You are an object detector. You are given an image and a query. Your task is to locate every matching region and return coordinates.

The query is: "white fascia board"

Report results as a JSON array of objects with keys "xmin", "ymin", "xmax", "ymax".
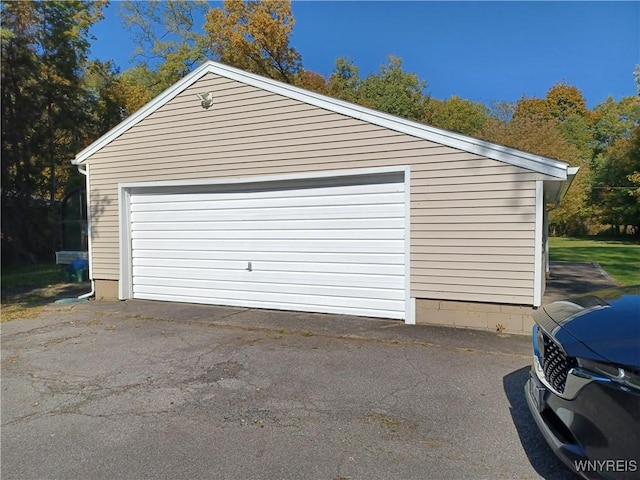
[
  {"xmin": 73, "ymin": 60, "xmax": 570, "ymax": 179},
  {"xmin": 403, "ymin": 166, "xmax": 414, "ymax": 325},
  {"xmin": 118, "ymin": 185, "xmax": 133, "ymax": 300}
]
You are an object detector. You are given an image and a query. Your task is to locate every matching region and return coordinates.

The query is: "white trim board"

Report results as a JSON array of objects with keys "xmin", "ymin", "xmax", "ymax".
[
  {"xmin": 74, "ymin": 61, "xmax": 571, "ymax": 180},
  {"xmin": 533, "ymin": 180, "xmax": 544, "ymax": 308}
]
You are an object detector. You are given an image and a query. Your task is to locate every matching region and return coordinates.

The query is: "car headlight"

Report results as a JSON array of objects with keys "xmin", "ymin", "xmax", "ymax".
[{"xmin": 577, "ymin": 358, "xmax": 640, "ymax": 391}]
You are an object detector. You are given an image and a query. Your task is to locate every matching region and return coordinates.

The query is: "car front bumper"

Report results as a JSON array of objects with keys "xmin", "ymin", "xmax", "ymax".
[
  {"xmin": 525, "ymin": 367, "xmax": 640, "ymax": 480},
  {"xmin": 525, "ymin": 370, "xmax": 595, "ymax": 479}
]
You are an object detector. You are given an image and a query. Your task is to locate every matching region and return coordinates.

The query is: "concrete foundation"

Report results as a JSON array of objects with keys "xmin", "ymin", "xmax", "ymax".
[
  {"xmin": 415, "ymin": 299, "xmax": 535, "ymax": 335},
  {"xmin": 95, "ymin": 279, "xmax": 119, "ymax": 300}
]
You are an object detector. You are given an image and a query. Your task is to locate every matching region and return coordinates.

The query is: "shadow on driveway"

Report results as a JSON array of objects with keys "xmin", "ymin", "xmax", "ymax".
[
  {"xmin": 503, "ymin": 367, "xmax": 579, "ymax": 480},
  {"xmin": 544, "ymin": 262, "xmax": 619, "ymax": 304}
]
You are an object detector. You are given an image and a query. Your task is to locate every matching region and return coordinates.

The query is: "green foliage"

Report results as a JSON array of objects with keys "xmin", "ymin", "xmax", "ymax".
[
  {"xmin": 328, "ymin": 57, "xmax": 361, "ymax": 103},
  {"xmin": 589, "ymin": 96, "xmax": 640, "ymax": 156},
  {"xmin": 1, "ymin": 0, "xmax": 106, "ymax": 266},
  {"xmin": 82, "ymin": 60, "xmax": 126, "ymax": 135},
  {"xmin": 355, "ymin": 56, "xmax": 427, "ymax": 121},
  {"xmin": 590, "ymin": 128, "xmax": 640, "ymax": 233},
  {"xmin": 425, "ymin": 95, "xmax": 488, "ymax": 135},
  {"xmin": 116, "ymin": 64, "xmax": 165, "ymax": 113},
  {"xmin": 327, "ymin": 55, "xmax": 427, "ymax": 121},
  {"xmin": 549, "ymin": 236, "xmax": 640, "ymax": 286},
  {"xmin": 587, "ymin": 96, "xmax": 640, "ymax": 234}
]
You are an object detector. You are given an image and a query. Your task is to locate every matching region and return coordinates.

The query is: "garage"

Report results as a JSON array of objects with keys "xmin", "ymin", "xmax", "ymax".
[
  {"xmin": 120, "ymin": 170, "xmax": 409, "ymax": 320},
  {"xmin": 75, "ymin": 60, "xmax": 577, "ymax": 333}
]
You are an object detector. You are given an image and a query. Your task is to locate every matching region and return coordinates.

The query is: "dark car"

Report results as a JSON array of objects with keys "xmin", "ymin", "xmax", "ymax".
[{"xmin": 525, "ymin": 286, "xmax": 640, "ymax": 480}]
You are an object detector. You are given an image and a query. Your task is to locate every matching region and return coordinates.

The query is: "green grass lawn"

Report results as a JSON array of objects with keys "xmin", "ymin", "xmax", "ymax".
[
  {"xmin": 1, "ymin": 263, "xmax": 87, "ymax": 322},
  {"xmin": 2, "ymin": 263, "xmax": 61, "ymax": 289},
  {"xmin": 549, "ymin": 236, "xmax": 640, "ymax": 286}
]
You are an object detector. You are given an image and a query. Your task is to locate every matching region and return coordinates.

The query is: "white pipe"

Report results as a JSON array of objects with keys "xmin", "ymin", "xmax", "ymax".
[
  {"xmin": 77, "ymin": 165, "xmax": 95, "ymax": 300},
  {"xmin": 78, "ymin": 280, "xmax": 95, "ymax": 299}
]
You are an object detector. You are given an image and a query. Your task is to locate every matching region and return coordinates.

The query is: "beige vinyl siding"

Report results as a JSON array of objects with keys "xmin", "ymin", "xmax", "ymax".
[{"xmin": 87, "ymin": 72, "xmax": 546, "ymax": 305}]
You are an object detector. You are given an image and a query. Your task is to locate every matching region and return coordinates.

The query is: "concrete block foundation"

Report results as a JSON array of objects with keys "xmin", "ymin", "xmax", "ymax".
[{"xmin": 415, "ymin": 299, "xmax": 535, "ymax": 335}]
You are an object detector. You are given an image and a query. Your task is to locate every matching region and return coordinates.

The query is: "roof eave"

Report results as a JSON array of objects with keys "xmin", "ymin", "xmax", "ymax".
[{"xmin": 544, "ymin": 166, "xmax": 580, "ymax": 206}]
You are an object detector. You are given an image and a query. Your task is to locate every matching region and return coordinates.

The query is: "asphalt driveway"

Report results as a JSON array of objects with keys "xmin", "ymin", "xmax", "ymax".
[{"xmin": 2, "ymin": 300, "xmax": 577, "ymax": 480}]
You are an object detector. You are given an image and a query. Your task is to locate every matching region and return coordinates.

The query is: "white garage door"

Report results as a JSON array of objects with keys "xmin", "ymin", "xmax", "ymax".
[{"xmin": 128, "ymin": 173, "xmax": 407, "ymax": 319}]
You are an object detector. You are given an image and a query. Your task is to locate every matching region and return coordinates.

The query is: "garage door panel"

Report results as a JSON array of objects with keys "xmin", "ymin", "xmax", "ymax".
[
  {"xmin": 131, "ymin": 204, "xmax": 404, "ymax": 223},
  {"xmin": 133, "ymin": 275, "xmax": 405, "ymax": 300},
  {"xmin": 133, "ymin": 286, "xmax": 404, "ymax": 318},
  {"xmin": 131, "ymin": 217, "xmax": 406, "ymax": 232},
  {"xmin": 131, "ymin": 238, "xmax": 405, "ymax": 254},
  {"xmin": 133, "ymin": 249, "xmax": 404, "ymax": 266},
  {"xmin": 132, "ymin": 267, "xmax": 405, "ymax": 291},
  {"xmin": 133, "ymin": 257, "xmax": 406, "ymax": 276},
  {"xmin": 128, "ymin": 174, "xmax": 406, "ymax": 319},
  {"xmin": 131, "ymin": 228, "xmax": 404, "ymax": 241}
]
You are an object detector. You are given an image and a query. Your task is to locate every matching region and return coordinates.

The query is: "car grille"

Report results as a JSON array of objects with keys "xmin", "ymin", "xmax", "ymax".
[{"xmin": 541, "ymin": 333, "xmax": 574, "ymax": 394}]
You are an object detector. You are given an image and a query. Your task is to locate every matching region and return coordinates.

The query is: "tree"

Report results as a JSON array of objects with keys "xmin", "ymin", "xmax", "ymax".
[
  {"xmin": 82, "ymin": 60, "xmax": 127, "ymax": 137},
  {"xmin": 327, "ymin": 57, "xmax": 361, "ymax": 103},
  {"xmin": 356, "ymin": 55, "xmax": 427, "ymax": 121},
  {"xmin": 115, "ymin": 64, "xmax": 165, "ymax": 114},
  {"xmin": 545, "ymin": 82, "xmax": 588, "ymax": 121},
  {"xmin": 425, "ymin": 95, "xmax": 488, "ymax": 136},
  {"xmin": 590, "ymin": 126, "xmax": 640, "ymax": 235},
  {"xmin": 513, "ymin": 83, "xmax": 588, "ymax": 123},
  {"xmin": 326, "ymin": 55, "xmax": 429, "ymax": 121},
  {"xmin": 513, "ymin": 97, "xmax": 551, "ymax": 122},
  {"xmin": 587, "ymin": 96, "xmax": 640, "ymax": 233},
  {"xmin": 118, "ymin": 0, "xmax": 211, "ymax": 114},
  {"xmin": 590, "ymin": 96, "xmax": 640, "ymax": 157},
  {"xmin": 1, "ymin": 0, "xmax": 105, "ymax": 265},
  {"xmin": 295, "ymin": 69, "xmax": 328, "ymax": 95},
  {"xmin": 513, "ymin": 83, "xmax": 591, "ymax": 154},
  {"xmin": 204, "ymin": 0, "xmax": 302, "ymax": 83}
]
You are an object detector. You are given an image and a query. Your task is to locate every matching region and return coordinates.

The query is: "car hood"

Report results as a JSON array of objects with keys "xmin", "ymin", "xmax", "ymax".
[{"xmin": 535, "ymin": 286, "xmax": 640, "ymax": 368}]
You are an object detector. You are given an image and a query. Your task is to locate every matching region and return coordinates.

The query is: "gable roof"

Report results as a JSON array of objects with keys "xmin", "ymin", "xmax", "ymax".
[{"xmin": 73, "ymin": 61, "xmax": 571, "ymax": 179}]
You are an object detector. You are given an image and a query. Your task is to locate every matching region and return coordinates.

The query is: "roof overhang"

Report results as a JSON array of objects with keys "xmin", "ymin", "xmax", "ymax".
[
  {"xmin": 544, "ymin": 166, "xmax": 579, "ymax": 206},
  {"xmin": 72, "ymin": 61, "xmax": 573, "ymax": 180}
]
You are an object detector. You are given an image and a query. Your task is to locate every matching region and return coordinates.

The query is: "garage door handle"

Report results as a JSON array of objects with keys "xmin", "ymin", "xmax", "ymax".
[{"xmin": 246, "ymin": 262, "xmax": 252, "ymax": 272}]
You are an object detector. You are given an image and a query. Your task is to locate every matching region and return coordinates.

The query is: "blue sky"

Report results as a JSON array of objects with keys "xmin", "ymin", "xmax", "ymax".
[{"xmin": 89, "ymin": 1, "xmax": 639, "ymax": 109}]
